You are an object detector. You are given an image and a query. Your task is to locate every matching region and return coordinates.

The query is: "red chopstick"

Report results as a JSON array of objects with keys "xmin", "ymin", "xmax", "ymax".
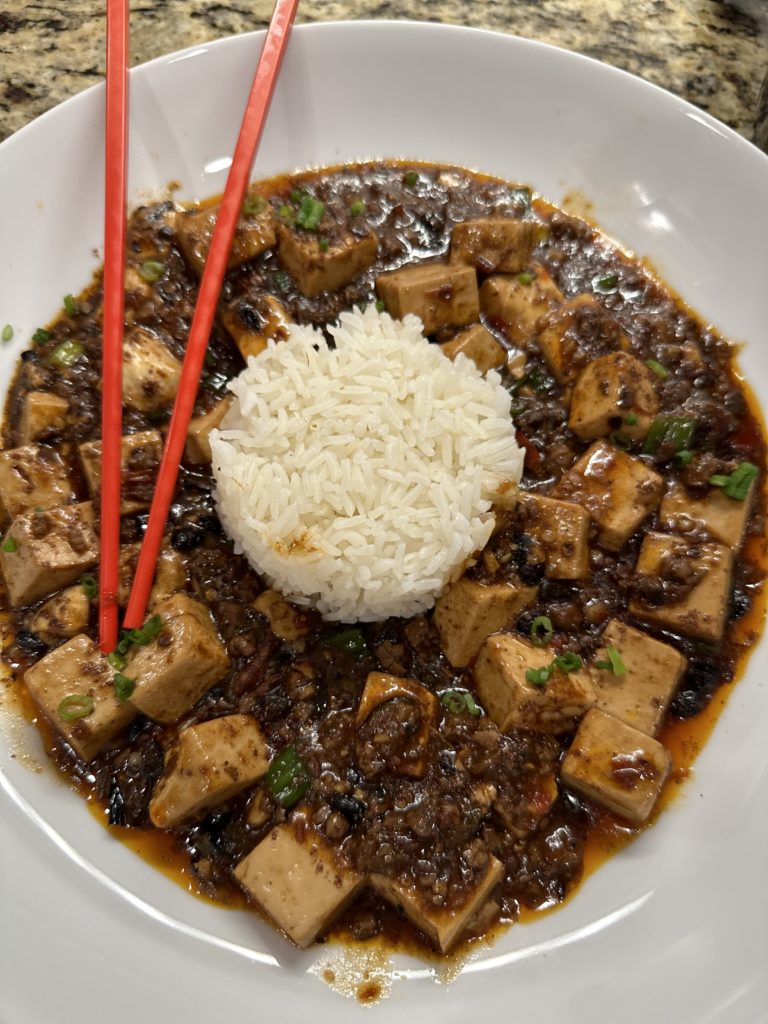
[
  {"xmin": 123, "ymin": 0, "xmax": 299, "ymax": 629},
  {"xmin": 99, "ymin": 0, "xmax": 129, "ymax": 652}
]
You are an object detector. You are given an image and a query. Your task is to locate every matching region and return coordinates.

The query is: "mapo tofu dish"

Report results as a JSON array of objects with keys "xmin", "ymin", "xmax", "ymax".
[{"xmin": 1, "ymin": 161, "xmax": 765, "ymax": 954}]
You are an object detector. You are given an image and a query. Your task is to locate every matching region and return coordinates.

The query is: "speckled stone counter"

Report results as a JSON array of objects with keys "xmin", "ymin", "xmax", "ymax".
[{"xmin": 1, "ymin": 0, "xmax": 766, "ymax": 145}]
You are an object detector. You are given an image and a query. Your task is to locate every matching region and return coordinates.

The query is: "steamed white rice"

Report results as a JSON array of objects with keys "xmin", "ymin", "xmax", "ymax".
[{"xmin": 210, "ymin": 306, "xmax": 523, "ymax": 622}]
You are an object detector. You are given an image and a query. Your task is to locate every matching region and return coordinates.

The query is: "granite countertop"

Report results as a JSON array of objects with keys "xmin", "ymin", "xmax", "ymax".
[{"xmin": 1, "ymin": 0, "xmax": 766, "ymax": 146}]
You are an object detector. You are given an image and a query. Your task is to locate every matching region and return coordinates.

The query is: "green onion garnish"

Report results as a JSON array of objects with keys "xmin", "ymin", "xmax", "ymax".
[
  {"xmin": 290, "ymin": 189, "xmax": 308, "ymax": 204},
  {"xmin": 595, "ymin": 644, "xmax": 627, "ymax": 676},
  {"xmin": 48, "ymin": 340, "xmax": 85, "ymax": 368},
  {"xmin": 318, "ymin": 238, "xmax": 330, "ymax": 252},
  {"xmin": 530, "ymin": 615, "xmax": 553, "ymax": 647},
  {"xmin": 81, "ymin": 574, "xmax": 97, "ymax": 600},
  {"xmin": 138, "ymin": 260, "xmax": 166, "ymax": 283},
  {"xmin": 116, "ymin": 614, "xmax": 164, "ymax": 655},
  {"xmin": 675, "ymin": 449, "xmax": 694, "ymax": 467},
  {"xmin": 295, "ymin": 196, "xmax": 325, "ymax": 231},
  {"xmin": 63, "ymin": 294, "xmax": 77, "ymax": 317},
  {"xmin": 440, "ymin": 689, "xmax": 483, "ymax": 716},
  {"xmin": 107, "ymin": 651, "xmax": 127, "ymax": 671},
  {"xmin": 113, "ymin": 674, "xmax": 136, "ymax": 701},
  {"xmin": 553, "ymin": 651, "xmax": 583, "ymax": 673},
  {"xmin": 242, "ymin": 194, "xmax": 266, "ymax": 217},
  {"xmin": 320, "ymin": 627, "xmax": 369, "ymax": 658},
  {"xmin": 709, "ymin": 461, "xmax": 759, "ymax": 501},
  {"xmin": 375, "ymin": 299, "xmax": 386, "ymax": 313},
  {"xmin": 2, "ymin": 324, "xmax": 13, "ymax": 342},
  {"xmin": 645, "ymin": 358, "xmax": 669, "ymax": 379},
  {"xmin": 270, "ymin": 270, "xmax": 292, "ymax": 295},
  {"xmin": 526, "ymin": 666, "xmax": 551, "ymax": 687},
  {"xmin": 593, "ymin": 273, "xmax": 619, "ymax": 293},
  {"xmin": 517, "ymin": 271, "xmax": 536, "ymax": 285},
  {"xmin": 642, "ymin": 416, "xmax": 696, "ymax": 455},
  {"xmin": 624, "ymin": 412, "xmax": 638, "ymax": 426},
  {"xmin": 404, "ymin": 170, "xmax": 419, "ymax": 187},
  {"xmin": 57, "ymin": 694, "xmax": 95, "ymax": 722},
  {"xmin": 277, "ymin": 203, "xmax": 294, "ymax": 220},
  {"xmin": 32, "ymin": 328, "xmax": 51, "ymax": 344},
  {"xmin": 2, "ymin": 536, "xmax": 17, "ymax": 553},
  {"xmin": 349, "ymin": 199, "xmax": 365, "ymax": 217},
  {"xmin": 266, "ymin": 746, "xmax": 311, "ymax": 808}
]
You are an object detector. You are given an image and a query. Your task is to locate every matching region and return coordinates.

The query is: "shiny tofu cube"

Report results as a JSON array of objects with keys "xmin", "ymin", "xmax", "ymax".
[
  {"xmin": 24, "ymin": 634, "xmax": 137, "ymax": 761},
  {"xmin": 516, "ymin": 493, "xmax": 590, "ymax": 579},
  {"xmin": 28, "ymin": 585, "xmax": 91, "ymax": 645},
  {"xmin": 356, "ymin": 672, "xmax": 438, "ymax": 779},
  {"xmin": 659, "ymin": 482, "xmax": 756, "ymax": 550},
  {"xmin": 186, "ymin": 397, "xmax": 233, "ymax": 465},
  {"xmin": 117, "ymin": 543, "xmax": 187, "ymax": 607},
  {"xmin": 0, "ymin": 444, "xmax": 74, "ymax": 520},
  {"xmin": 628, "ymin": 532, "xmax": 733, "ymax": 642},
  {"xmin": 474, "ymin": 634, "xmax": 595, "ymax": 734},
  {"xmin": 253, "ymin": 589, "xmax": 311, "ymax": 641},
  {"xmin": 127, "ymin": 593, "xmax": 230, "ymax": 722},
  {"xmin": 592, "ymin": 620, "xmax": 687, "ymax": 736},
  {"xmin": 568, "ymin": 353, "xmax": 659, "ymax": 441},
  {"xmin": 450, "ymin": 218, "xmax": 537, "ymax": 274},
  {"xmin": 234, "ymin": 823, "xmax": 365, "ymax": 948},
  {"xmin": 537, "ymin": 294, "xmax": 630, "ymax": 389},
  {"xmin": 0, "ymin": 502, "xmax": 99, "ymax": 607},
  {"xmin": 219, "ymin": 295, "xmax": 292, "ymax": 361},
  {"xmin": 278, "ymin": 224, "xmax": 378, "ymax": 298},
  {"xmin": 122, "ymin": 326, "xmax": 182, "ymax": 412},
  {"xmin": 78, "ymin": 430, "xmax": 163, "ymax": 514},
  {"xmin": 479, "ymin": 266, "xmax": 563, "ymax": 344},
  {"xmin": 177, "ymin": 201, "xmax": 276, "ymax": 275},
  {"xmin": 560, "ymin": 708, "xmax": 672, "ymax": 824},
  {"xmin": 434, "ymin": 576, "xmax": 537, "ymax": 668},
  {"xmin": 19, "ymin": 391, "xmax": 69, "ymax": 443},
  {"xmin": 371, "ymin": 854, "xmax": 503, "ymax": 952},
  {"xmin": 440, "ymin": 323, "xmax": 507, "ymax": 373},
  {"xmin": 376, "ymin": 262, "xmax": 479, "ymax": 335},
  {"xmin": 149, "ymin": 714, "xmax": 270, "ymax": 827},
  {"xmin": 555, "ymin": 441, "xmax": 664, "ymax": 551}
]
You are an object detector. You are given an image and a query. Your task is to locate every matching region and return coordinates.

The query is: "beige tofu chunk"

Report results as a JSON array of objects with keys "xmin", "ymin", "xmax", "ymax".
[
  {"xmin": 356, "ymin": 672, "xmax": 438, "ymax": 779},
  {"xmin": 149, "ymin": 714, "xmax": 270, "ymax": 828},
  {"xmin": 127, "ymin": 593, "xmax": 230, "ymax": 723},
  {"xmin": 28, "ymin": 585, "xmax": 91, "ymax": 645},
  {"xmin": 537, "ymin": 294, "xmax": 630, "ymax": 389},
  {"xmin": 628, "ymin": 532, "xmax": 733, "ymax": 642},
  {"xmin": 78, "ymin": 430, "xmax": 163, "ymax": 514},
  {"xmin": 440, "ymin": 323, "xmax": 507, "ymax": 373},
  {"xmin": 0, "ymin": 444, "xmax": 74, "ymax": 521},
  {"xmin": 278, "ymin": 223, "xmax": 378, "ymax": 299},
  {"xmin": 561, "ymin": 708, "xmax": 672, "ymax": 824},
  {"xmin": 659, "ymin": 481, "xmax": 756, "ymax": 550},
  {"xmin": 0, "ymin": 502, "xmax": 99, "ymax": 607},
  {"xmin": 371, "ymin": 854, "xmax": 503, "ymax": 952},
  {"xmin": 117, "ymin": 542, "xmax": 187, "ymax": 607},
  {"xmin": 555, "ymin": 441, "xmax": 664, "ymax": 551},
  {"xmin": 19, "ymin": 391, "xmax": 69, "ymax": 443},
  {"xmin": 473, "ymin": 634, "xmax": 595, "ymax": 734},
  {"xmin": 177, "ymin": 201, "xmax": 276, "ymax": 275},
  {"xmin": 479, "ymin": 265, "xmax": 563, "ymax": 344},
  {"xmin": 253, "ymin": 589, "xmax": 311, "ymax": 642},
  {"xmin": 592, "ymin": 620, "xmax": 687, "ymax": 736},
  {"xmin": 122, "ymin": 326, "xmax": 182, "ymax": 412},
  {"xmin": 219, "ymin": 295, "xmax": 292, "ymax": 361},
  {"xmin": 186, "ymin": 397, "xmax": 233, "ymax": 465},
  {"xmin": 24, "ymin": 634, "xmax": 137, "ymax": 761},
  {"xmin": 516, "ymin": 493, "xmax": 590, "ymax": 579},
  {"xmin": 434, "ymin": 576, "xmax": 537, "ymax": 668},
  {"xmin": 568, "ymin": 353, "xmax": 659, "ymax": 441},
  {"xmin": 375, "ymin": 262, "xmax": 479, "ymax": 335},
  {"xmin": 449, "ymin": 218, "xmax": 537, "ymax": 275},
  {"xmin": 124, "ymin": 264, "xmax": 154, "ymax": 307},
  {"xmin": 234, "ymin": 823, "xmax": 366, "ymax": 948}
]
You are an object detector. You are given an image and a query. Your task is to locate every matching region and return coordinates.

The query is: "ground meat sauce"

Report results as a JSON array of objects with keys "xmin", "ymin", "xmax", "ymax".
[{"xmin": 1, "ymin": 161, "xmax": 766, "ymax": 955}]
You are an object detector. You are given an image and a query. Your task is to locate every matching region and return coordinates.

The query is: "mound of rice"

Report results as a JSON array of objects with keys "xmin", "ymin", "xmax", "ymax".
[{"xmin": 210, "ymin": 306, "xmax": 523, "ymax": 622}]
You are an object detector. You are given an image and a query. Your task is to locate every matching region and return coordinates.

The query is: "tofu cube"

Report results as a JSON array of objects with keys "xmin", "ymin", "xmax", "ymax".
[
  {"xmin": 0, "ymin": 502, "xmax": 99, "ymax": 607},
  {"xmin": 177, "ymin": 201, "xmax": 276, "ymax": 275},
  {"xmin": 371, "ymin": 854, "xmax": 503, "ymax": 952},
  {"xmin": 278, "ymin": 223, "xmax": 378, "ymax": 298},
  {"xmin": 659, "ymin": 481, "xmax": 756, "ymax": 550},
  {"xmin": 592, "ymin": 620, "xmax": 687, "ymax": 736},
  {"xmin": 568, "ymin": 352, "xmax": 659, "ymax": 441},
  {"xmin": 560, "ymin": 708, "xmax": 672, "ymax": 824},
  {"xmin": 149, "ymin": 714, "xmax": 270, "ymax": 827},
  {"xmin": 376, "ymin": 262, "xmax": 480, "ymax": 335},
  {"xmin": 219, "ymin": 295, "xmax": 292, "ymax": 361},
  {"xmin": 117, "ymin": 543, "xmax": 187, "ymax": 607},
  {"xmin": 78, "ymin": 430, "xmax": 163, "ymax": 514},
  {"xmin": 434, "ymin": 576, "xmax": 537, "ymax": 667},
  {"xmin": 440, "ymin": 323, "xmax": 507, "ymax": 373},
  {"xmin": 253, "ymin": 589, "xmax": 311, "ymax": 641},
  {"xmin": 628, "ymin": 532, "xmax": 733, "ymax": 642},
  {"xmin": 450, "ymin": 218, "xmax": 537, "ymax": 274},
  {"xmin": 516, "ymin": 493, "xmax": 590, "ymax": 579},
  {"xmin": 555, "ymin": 440, "xmax": 664, "ymax": 551},
  {"xmin": 473, "ymin": 634, "xmax": 595, "ymax": 734},
  {"xmin": 24, "ymin": 634, "xmax": 137, "ymax": 761},
  {"xmin": 28, "ymin": 585, "xmax": 91, "ymax": 645},
  {"xmin": 234, "ymin": 823, "xmax": 366, "ymax": 947},
  {"xmin": 186, "ymin": 397, "xmax": 233, "ymax": 465},
  {"xmin": 537, "ymin": 294, "xmax": 630, "ymax": 389},
  {"xmin": 127, "ymin": 593, "xmax": 230, "ymax": 722},
  {"xmin": 122, "ymin": 326, "xmax": 182, "ymax": 412},
  {"xmin": 19, "ymin": 391, "xmax": 69, "ymax": 443},
  {"xmin": 479, "ymin": 266, "xmax": 563, "ymax": 344},
  {"xmin": 356, "ymin": 672, "xmax": 438, "ymax": 778},
  {"xmin": 0, "ymin": 444, "xmax": 74, "ymax": 520}
]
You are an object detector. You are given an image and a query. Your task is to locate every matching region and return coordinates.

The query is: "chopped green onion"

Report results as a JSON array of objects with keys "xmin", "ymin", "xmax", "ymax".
[
  {"xmin": 113, "ymin": 674, "xmax": 136, "ymax": 701},
  {"xmin": 81, "ymin": 574, "xmax": 97, "ymax": 600},
  {"xmin": 63, "ymin": 294, "xmax": 77, "ymax": 317},
  {"xmin": 526, "ymin": 666, "xmax": 552, "ymax": 687},
  {"xmin": 320, "ymin": 627, "xmax": 369, "ymax": 657},
  {"xmin": 32, "ymin": 328, "xmax": 51, "ymax": 344},
  {"xmin": 710, "ymin": 461, "xmax": 759, "ymax": 501},
  {"xmin": 290, "ymin": 189, "xmax": 308, "ymax": 204},
  {"xmin": 57, "ymin": 694, "xmax": 95, "ymax": 722},
  {"xmin": 645, "ymin": 358, "xmax": 669, "ymax": 379},
  {"xmin": 48, "ymin": 340, "xmax": 85, "ymax": 368},
  {"xmin": 517, "ymin": 271, "xmax": 536, "ymax": 285},
  {"xmin": 349, "ymin": 199, "xmax": 366, "ymax": 217},
  {"xmin": 107, "ymin": 651, "xmax": 127, "ymax": 671},
  {"xmin": 242, "ymin": 194, "xmax": 266, "ymax": 217},
  {"xmin": 318, "ymin": 238, "xmax": 330, "ymax": 252},
  {"xmin": 525, "ymin": 367, "xmax": 554, "ymax": 393},
  {"xmin": 595, "ymin": 644, "xmax": 627, "ymax": 676},
  {"xmin": 138, "ymin": 260, "xmax": 166, "ymax": 283},
  {"xmin": 530, "ymin": 615, "xmax": 553, "ymax": 647},
  {"xmin": 277, "ymin": 203, "xmax": 294, "ymax": 220},
  {"xmin": 709, "ymin": 474, "xmax": 730, "ymax": 488},
  {"xmin": 295, "ymin": 195, "xmax": 325, "ymax": 231},
  {"xmin": 2, "ymin": 324, "xmax": 13, "ymax": 342},
  {"xmin": 116, "ymin": 615, "xmax": 164, "ymax": 655},
  {"xmin": 593, "ymin": 273, "xmax": 619, "ymax": 293},
  {"xmin": 266, "ymin": 746, "xmax": 311, "ymax": 808},
  {"xmin": 642, "ymin": 416, "xmax": 696, "ymax": 455},
  {"xmin": 675, "ymin": 449, "xmax": 694, "ymax": 467},
  {"xmin": 440, "ymin": 689, "xmax": 483, "ymax": 716},
  {"xmin": 375, "ymin": 299, "xmax": 386, "ymax": 313},
  {"xmin": 624, "ymin": 412, "xmax": 638, "ymax": 426},
  {"xmin": 270, "ymin": 270, "xmax": 292, "ymax": 295},
  {"xmin": 404, "ymin": 170, "xmax": 419, "ymax": 187},
  {"xmin": 553, "ymin": 651, "xmax": 583, "ymax": 673},
  {"xmin": 2, "ymin": 536, "xmax": 17, "ymax": 553}
]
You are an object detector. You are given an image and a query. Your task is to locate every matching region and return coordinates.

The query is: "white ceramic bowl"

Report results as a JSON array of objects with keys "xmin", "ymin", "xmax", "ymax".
[{"xmin": 1, "ymin": 21, "xmax": 767, "ymax": 1024}]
